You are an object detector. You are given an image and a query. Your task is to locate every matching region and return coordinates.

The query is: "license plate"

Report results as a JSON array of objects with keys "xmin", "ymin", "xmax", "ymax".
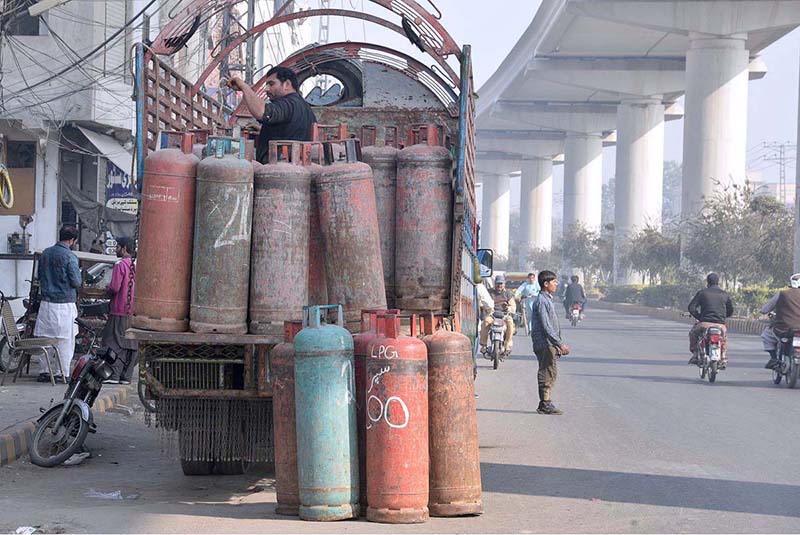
[
  {"xmin": 792, "ymin": 339, "xmax": 800, "ymax": 348},
  {"xmin": 710, "ymin": 348, "xmax": 721, "ymax": 361}
]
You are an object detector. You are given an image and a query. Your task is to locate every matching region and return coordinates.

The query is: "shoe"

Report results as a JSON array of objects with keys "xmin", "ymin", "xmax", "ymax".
[
  {"xmin": 118, "ymin": 380, "xmax": 131, "ymax": 385},
  {"xmin": 103, "ymin": 379, "xmax": 120, "ymax": 384},
  {"xmin": 688, "ymin": 355, "xmax": 699, "ymax": 365},
  {"xmin": 537, "ymin": 402, "xmax": 563, "ymax": 415},
  {"xmin": 765, "ymin": 358, "xmax": 779, "ymax": 370},
  {"xmin": 63, "ymin": 451, "xmax": 91, "ymax": 466},
  {"xmin": 37, "ymin": 373, "xmax": 50, "ymax": 383}
]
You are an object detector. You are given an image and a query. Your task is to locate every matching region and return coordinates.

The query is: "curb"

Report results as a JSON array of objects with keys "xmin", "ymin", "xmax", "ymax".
[
  {"xmin": 591, "ymin": 300, "xmax": 766, "ymax": 335},
  {"xmin": 0, "ymin": 386, "xmax": 130, "ymax": 467}
]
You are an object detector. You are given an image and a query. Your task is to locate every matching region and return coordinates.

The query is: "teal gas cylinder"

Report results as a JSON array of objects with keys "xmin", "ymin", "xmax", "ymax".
[{"xmin": 293, "ymin": 305, "xmax": 359, "ymax": 521}]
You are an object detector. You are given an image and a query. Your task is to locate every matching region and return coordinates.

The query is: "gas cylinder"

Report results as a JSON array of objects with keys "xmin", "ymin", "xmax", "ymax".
[
  {"xmin": 421, "ymin": 315, "xmax": 483, "ymax": 517},
  {"xmin": 395, "ymin": 125, "xmax": 453, "ymax": 311},
  {"xmin": 249, "ymin": 142, "xmax": 312, "ymax": 335},
  {"xmin": 362, "ymin": 140, "xmax": 399, "ymax": 309},
  {"xmin": 133, "ymin": 133, "xmax": 199, "ymax": 332},
  {"xmin": 272, "ymin": 320, "xmax": 304, "ymax": 516},
  {"xmin": 316, "ymin": 139, "xmax": 387, "ymax": 330},
  {"xmin": 190, "ymin": 137, "xmax": 254, "ymax": 334},
  {"xmin": 366, "ymin": 313, "xmax": 429, "ymax": 524},
  {"xmin": 294, "ymin": 305, "xmax": 359, "ymax": 521},
  {"xmin": 188, "ymin": 129, "xmax": 210, "ymax": 160},
  {"xmin": 307, "ymin": 173, "xmax": 328, "ymax": 306},
  {"xmin": 352, "ymin": 308, "xmax": 399, "ymax": 516}
]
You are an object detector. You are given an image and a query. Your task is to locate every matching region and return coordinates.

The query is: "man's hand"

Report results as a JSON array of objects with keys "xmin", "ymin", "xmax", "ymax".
[
  {"xmin": 558, "ymin": 344, "xmax": 570, "ymax": 356},
  {"xmin": 226, "ymin": 76, "xmax": 247, "ymax": 92}
]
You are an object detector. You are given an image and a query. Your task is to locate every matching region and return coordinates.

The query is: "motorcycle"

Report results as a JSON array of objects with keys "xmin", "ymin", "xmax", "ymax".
[
  {"xmin": 28, "ymin": 320, "xmax": 119, "ymax": 467},
  {"xmin": 772, "ymin": 330, "xmax": 800, "ymax": 388},
  {"xmin": 569, "ymin": 302, "xmax": 582, "ymax": 327},
  {"xmin": 694, "ymin": 325, "xmax": 725, "ymax": 383},
  {"xmin": 484, "ymin": 304, "xmax": 509, "ymax": 370}
]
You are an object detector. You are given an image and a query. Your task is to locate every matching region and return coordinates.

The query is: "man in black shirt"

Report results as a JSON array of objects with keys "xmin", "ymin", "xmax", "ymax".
[
  {"xmin": 687, "ymin": 273, "xmax": 734, "ymax": 365},
  {"xmin": 228, "ymin": 67, "xmax": 317, "ymax": 164}
]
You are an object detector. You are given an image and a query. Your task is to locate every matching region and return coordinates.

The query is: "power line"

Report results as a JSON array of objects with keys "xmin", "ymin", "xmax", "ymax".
[{"xmin": 763, "ymin": 142, "xmax": 797, "ymax": 204}]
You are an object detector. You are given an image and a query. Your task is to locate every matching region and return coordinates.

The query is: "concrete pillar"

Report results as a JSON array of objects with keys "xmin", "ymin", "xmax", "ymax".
[
  {"xmin": 614, "ymin": 98, "xmax": 665, "ymax": 284},
  {"xmin": 520, "ymin": 158, "xmax": 553, "ymax": 259},
  {"xmin": 481, "ymin": 174, "xmax": 511, "ymax": 260},
  {"xmin": 563, "ymin": 133, "xmax": 603, "ymax": 234},
  {"xmin": 682, "ymin": 33, "xmax": 749, "ymax": 218}
]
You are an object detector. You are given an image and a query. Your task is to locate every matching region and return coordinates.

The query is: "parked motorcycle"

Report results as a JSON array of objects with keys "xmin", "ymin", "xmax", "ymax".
[
  {"xmin": 569, "ymin": 302, "xmax": 582, "ymax": 327},
  {"xmin": 28, "ymin": 320, "xmax": 118, "ymax": 467},
  {"xmin": 772, "ymin": 330, "xmax": 800, "ymax": 388},
  {"xmin": 694, "ymin": 325, "xmax": 725, "ymax": 383}
]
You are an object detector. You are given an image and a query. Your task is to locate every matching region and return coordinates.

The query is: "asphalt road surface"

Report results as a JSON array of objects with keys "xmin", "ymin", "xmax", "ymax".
[{"xmin": 1, "ymin": 308, "xmax": 799, "ymax": 533}]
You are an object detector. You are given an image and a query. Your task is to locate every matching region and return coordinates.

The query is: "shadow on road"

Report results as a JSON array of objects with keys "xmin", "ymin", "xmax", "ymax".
[
  {"xmin": 480, "ymin": 462, "xmax": 800, "ymax": 517},
  {"xmin": 560, "ymin": 356, "xmax": 767, "ymax": 370}
]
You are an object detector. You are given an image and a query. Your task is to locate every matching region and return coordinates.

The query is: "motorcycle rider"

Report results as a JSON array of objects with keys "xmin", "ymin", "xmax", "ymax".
[
  {"xmin": 480, "ymin": 274, "xmax": 516, "ymax": 354},
  {"xmin": 764, "ymin": 273, "xmax": 800, "ymax": 370},
  {"xmin": 514, "ymin": 272, "xmax": 540, "ymax": 333},
  {"xmin": 687, "ymin": 273, "xmax": 733, "ymax": 366},
  {"xmin": 564, "ymin": 275, "xmax": 587, "ymax": 320}
]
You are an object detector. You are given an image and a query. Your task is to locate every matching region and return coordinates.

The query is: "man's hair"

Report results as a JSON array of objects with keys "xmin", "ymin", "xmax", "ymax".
[
  {"xmin": 59, "ymin": 225, "xmax": 78, "ymax": 242},
  {"xmin": 116, "ymin": 236, "xmax": 135, "ymax": 254},
  {"xmin": 707, "ymin": 272, "xmax": 720, "ymax": 286},
  {"xmin": 571, "ymin": 275, "xmax": 579, "ymax": 283},
  {"xmin": 538, "ymin": 270, "xmax": 557, "ymax": 288},
  {"xmin": 528, "ymin": 272, "xmax": 535, "ymax": 277},
  {"xmin": 266, "ymin": 66, "xmax": 299, "ymax": 90}
]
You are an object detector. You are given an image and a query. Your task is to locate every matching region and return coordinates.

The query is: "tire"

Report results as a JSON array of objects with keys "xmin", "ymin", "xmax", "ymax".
[
  {"xmin": 28, "ymin": 406, "xmax": 89, "ymax": 467},
  {"xmin": 0, "ymin": 337, "xmax": 18, "ymax": 374},
  {"xmin": 708, "ymin": 361, "xmax": 718, "ymax": 383},
  {"xmin": 788, "ymin": 359, "xmax": 799, "ymax": 389},
  {"xmin": 700, "ymin": 365, "xmax": 706, "ymax": 379},
  {"xmin": 214, "ymin": 459, "xmax": 249, "ymax": 475},
  {"xmin": 181, "ymin": 459, "xmax": 214, "ymax": 476},
  {"xmin": 571, "ymin": 316, "xmax": 578, "ymax": 327},
  {"xmin": 492, "ymin": 340, "xmax": 501, "ymax": 370},
  {"xmin": 773, "ymin": 367, "xmax": 783, "ymax": 385},
  {"xmin": 137, "ymin": 380, "xmax": 156, "ymax": 413}
]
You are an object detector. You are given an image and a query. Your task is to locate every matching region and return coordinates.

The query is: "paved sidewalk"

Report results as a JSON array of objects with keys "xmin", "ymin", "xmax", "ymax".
[{"xmin": 0, "ymin": 360, "xmax": 130, "ymax": 466}]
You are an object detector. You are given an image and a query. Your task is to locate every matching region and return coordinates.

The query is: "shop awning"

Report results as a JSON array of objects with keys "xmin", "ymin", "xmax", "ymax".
[{"xmin": 76, "ymin": 126, "xmax": 133, "ymax": 176}]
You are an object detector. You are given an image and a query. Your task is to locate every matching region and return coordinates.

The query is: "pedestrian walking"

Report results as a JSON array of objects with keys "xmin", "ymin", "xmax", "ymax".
[
  {"xmin": 101, "ymin": 237, "xmax": 137, "ymax": 384},
  {"xmin": 530, "ymin": 270, "xmax": 569, "ymax": 415},
  {"xmin": 34, "ymin": 226, "xmax": 82, "ymax": 382}
]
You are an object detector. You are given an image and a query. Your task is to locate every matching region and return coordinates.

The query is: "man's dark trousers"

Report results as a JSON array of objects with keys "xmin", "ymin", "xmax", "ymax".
[{"xmin": 534, "ymin": 345, "xmax": 558, "ymax": 402}]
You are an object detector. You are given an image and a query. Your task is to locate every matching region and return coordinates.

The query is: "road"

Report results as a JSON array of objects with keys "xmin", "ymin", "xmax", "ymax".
[{"xmin": 1, "ymin": 308, "xmax": 799, "ymax": 533}]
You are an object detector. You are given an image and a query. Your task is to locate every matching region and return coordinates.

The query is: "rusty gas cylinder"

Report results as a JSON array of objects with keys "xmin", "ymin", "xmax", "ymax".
[
  {"xmin": 362, "ymin": 138, "xmax": 399, "ymax": 309},
  {"xmin": 133, "ymin": 133, "xmax": 199, "ymax": 332},
  {"xmin": 190, "ymin": 137, "xmax": 254, "ymax": 334},
  {"xmin": 249, "ymin": 142, "xmax": 312, "ymax": 335},
  {"xmin": 395, "ymin": 125, "xmax": 453, "ymax": 311},
  {"xmin": 316, "ymin": 139, "xmax": 387, "ymax": 330},
  {"xmin": 273, "ymin": 320, "xmax": 304, "ymax": 516},
  {"xmin": 366, "ymin": 313, "xmax": 429, "ymax": 524},
  {"xmin": 421, "ymin": 315, "xmax": 483, "ymax": 517},
  {"xmin": 352, "ymin": 308, "xmax": 399, "ymax": 516}
]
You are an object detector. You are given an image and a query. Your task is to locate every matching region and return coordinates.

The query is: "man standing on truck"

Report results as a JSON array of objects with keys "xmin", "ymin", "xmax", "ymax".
[{"xmin": 227, "ymin": 67, "xmax": 317, "ymax": 164}]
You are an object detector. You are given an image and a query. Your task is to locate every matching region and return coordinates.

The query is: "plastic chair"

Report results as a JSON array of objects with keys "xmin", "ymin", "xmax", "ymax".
[{"xmin": 0, "ymin": 298, "xmax": 63, "ymax": 386}]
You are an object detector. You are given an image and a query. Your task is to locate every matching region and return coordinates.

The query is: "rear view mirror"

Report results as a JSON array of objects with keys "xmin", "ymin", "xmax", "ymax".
[{"xmin": 477, "ymin": 249, "xmax": 493, "ymax": 279}]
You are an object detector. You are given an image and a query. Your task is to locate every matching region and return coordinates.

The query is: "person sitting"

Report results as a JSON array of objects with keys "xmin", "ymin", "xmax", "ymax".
[
  {"xmin": 563, "ymin": 275, "xmax": 587, "ymax": 320},
  {"xmin": 687, "ymin": 273, "xmax": 733, "ymax": 366},
  {"xmin": 766, "ymin": 273, "xmax": 800, "ymax": 369},
  {"xmin": 480, "ymin": 274, "xmax": 516, "ymax": 354}
]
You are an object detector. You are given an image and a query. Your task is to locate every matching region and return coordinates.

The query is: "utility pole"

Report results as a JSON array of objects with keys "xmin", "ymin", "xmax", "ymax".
[
  {"xmin": 245, "ymin": 0, "xmax": 255, "ymax": 84},
  {"xmin": 763, "ymin": 142, "xmax": 796, "ymax": 204},
  {"xmin": 219, "ymin": 5, "xmax": 232, "ymax": 107},
  {"xmin": 317, "ymin": 0, "xmax": 331, "ymax": 92}
]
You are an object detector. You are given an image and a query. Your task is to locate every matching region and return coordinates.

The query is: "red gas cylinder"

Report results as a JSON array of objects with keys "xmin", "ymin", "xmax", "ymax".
[
  {"xmin": 421, "ymin": 315, "xmax": 483, "ymax": 517},
  {"xmin": 272, "ymin": 320, "xmax": 305, "ymax": 516},
  {"xmin": 133, "ymin": 133, "xmax": 199, "ymax": 331},
  {"xmin": 316, "ymin": 139, "xmax": 387, "ymax": 331},
  {"xmin": 395, "ymin": 125, "xmax": 453, "ymax": 312},
  {"xmin": 352, "ymin": 308, "xmax": 399, "ymax": 516},
  {"xmin": 361, "ymin": 126, "xmax": 399, "ymax": 309},
  {"xmin": 366, "ymin": 313, "xmax": 429, "ymax": 524},
  {"xmin": 249, "ymin": 142, "xmax": 312, "ymax": 335}
]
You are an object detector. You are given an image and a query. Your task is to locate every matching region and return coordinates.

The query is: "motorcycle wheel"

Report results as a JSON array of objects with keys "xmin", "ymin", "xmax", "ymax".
[
  {"xmin": 28, "ymin": 405, "xmax": 89, "ymax": 467},
  {"xmin": 180, "ymin": 459, "xmax": 214, "ymax": 476},
  {"xmin": 492, "ymin": 341, "xmax": 501, "ymax": 370},
  {"xmin": 708, "ymin": 361, "xmax": 718, "ymax": 383},
  {"xmin": 699, "ymin": 360, "xmax": 706, "ymax": 379},
  {"xmin": 788, "ymin": 359, "xmax": 799, "ymax": 389},
  {"xmin": 137, "ymin": 380, "xmax": 157, "ymax": 413},
  {"xmin": 0, "ymin": 337, "xmax": 18, "ymax": 374},
  {"xmin": 773, "ymin": 366, "xmax": 783, "ymax": 385},
  {"xmin": 571, "ymin": 317, "xmax": 577, "ymax": 327}
]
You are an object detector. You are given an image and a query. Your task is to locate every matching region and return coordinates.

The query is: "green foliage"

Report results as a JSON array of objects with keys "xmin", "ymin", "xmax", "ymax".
[
  {"xmin": 562, "ymin": 223, "xmax": 614, "ymax": 285},
  {"xmin": 730, "ymin": 286, "xmax": 780, "ymax": 318},
  {"xmin": 625, "ymin": 225, "xmax": 681, "ymax": 284},
  {"xmin": 662, "ymin": 161, "xmax": 682, "ymax": 225},
  {"xmin": 639, "ymin": 284, "xmax": 699, "ymax": 309},
  {"xmin": 599, "ymin": 285, "xmax": 643, "ymax": 304}
]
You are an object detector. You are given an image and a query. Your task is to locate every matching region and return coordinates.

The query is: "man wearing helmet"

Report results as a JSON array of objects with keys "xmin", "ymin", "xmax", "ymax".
[
  {"xmin": 763, "ymin": 273, "xmax": 800, "ymax": 369},
  {"xmin": 479, "ymin": 274, "xmax": 516, "ymax": 354}
]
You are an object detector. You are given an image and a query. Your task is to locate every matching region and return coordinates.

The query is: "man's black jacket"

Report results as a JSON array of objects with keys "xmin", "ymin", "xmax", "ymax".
[{"xmin": 688, "ymin": 285, "xmax": 734, "ymax": 324}]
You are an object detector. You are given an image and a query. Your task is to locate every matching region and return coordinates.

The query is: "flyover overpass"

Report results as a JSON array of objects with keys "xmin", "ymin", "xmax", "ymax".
[{"xmin": 476, "ymin": 0, "xmax": 800, "ymax": 281}]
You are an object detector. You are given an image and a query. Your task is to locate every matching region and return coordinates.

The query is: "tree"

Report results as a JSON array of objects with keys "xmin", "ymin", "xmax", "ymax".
[
  {"xmin": 602, "ymin": 177, "xmax": 615, "ymax": 228},
  {"xmin": 626, "ymin": 225, "xmax": 681, "ymax": 284},
  {"xmin": 663, "ymin": 161, "xmax": 682, "ymax": 225}
]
